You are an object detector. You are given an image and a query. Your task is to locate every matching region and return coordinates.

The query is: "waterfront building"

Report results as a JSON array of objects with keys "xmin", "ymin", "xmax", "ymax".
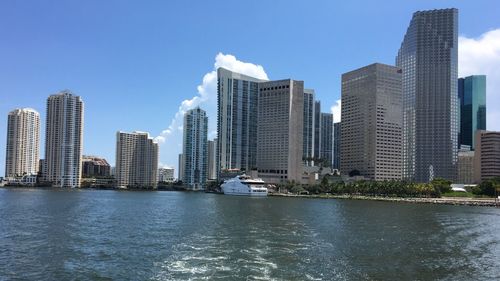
[
  {"xmin": 158, "ymin": 167, "xmax": 175, "ymax": 183},
  {"xmin": 183, "ymin": 107, "xmax": 208, "ymax": 190},
  {"xmin": 44, "ymin": 91, "xmax": 84, "ymax": 187},
  {"xmin": 320, "ymin": 113, "xmax": 333, "ymax": 167},
  {"xmin": 207, "ymin": 139, "xmax": 217, "ymax": 180},
  {"xmin": 313, "ymin": 101, "xmax": 321, "ymax": 162},
  {"xmin": 178, "ymin": 153, "xmax": 184, "ymax": 181},
  {"xmin": 397, "ymin": 8, "xmax": 459, "ymax": 182},
  {"xmin": 115, "ymin": 131, "xmax": 158, "ymax": 188},
  {"xmin": 257, "ymin": 79, "xmax": 304, "ymax": 183},
  {"xmin": 457, "ymin": 148, "xmax": 475, "ymax": 184},
  {"xmin": 474, "ymin": 131, "xmax": 500, "ymax": 183},
  {"xmin": 5, "ymin": 108, "xmax": 40, "ymax": 178},
  {"xmin": 82, "ymin": 155, "xmax": 111, "ymax": 178},
  {"xmin": 217, "ymin": 68, "xmax": 265, "ymax": 176},
  {"xmin": 459, "ymin": 75, "xmax": 486, "ymax": 150},
  {"xmin": 341, "ymin": 63, "xmax": 403, "ymax": 181},
  {"xmin": 333, "ymin": 122, "xmax": 341, "ymax": 170},
  {"xmin": 303, "ymin": 89, "xmax": 315, "ymax": 166}
]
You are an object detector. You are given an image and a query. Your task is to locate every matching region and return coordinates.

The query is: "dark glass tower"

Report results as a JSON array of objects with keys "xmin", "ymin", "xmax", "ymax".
[
  {"xmin": 458, "ymin": 75, "xmax": 486, "ymax": 150},
  {"xmin": 397, "ymin": 8, "xmax": 459, "ymax": 182},
  {"xmin": 333, "ymin": 122, "xmax": 341, "ymax": 170}
]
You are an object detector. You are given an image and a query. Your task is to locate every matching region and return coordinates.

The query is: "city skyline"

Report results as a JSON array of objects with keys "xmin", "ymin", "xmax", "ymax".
[{"xmin": 2, "ymin": 1, "xmax": 500, "ymax": 177}]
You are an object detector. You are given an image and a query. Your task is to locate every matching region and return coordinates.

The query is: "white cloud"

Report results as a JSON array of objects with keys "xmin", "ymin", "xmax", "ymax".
[
  {"xmin": 156, "ymin": 53, "xmax": 268, "ymax": 175},
  {"xmin": 459, "ymin": 29, "xmax": 500, "ymax": 131},
  {"xmin": 330, "ymin": 99, "xmax": 341, "ymax": 123}
]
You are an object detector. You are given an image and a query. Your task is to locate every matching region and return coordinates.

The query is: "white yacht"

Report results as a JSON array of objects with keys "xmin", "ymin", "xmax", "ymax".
[{"xmin": 221, "ymin": 175, "xmax": 268, "ymax": 196}]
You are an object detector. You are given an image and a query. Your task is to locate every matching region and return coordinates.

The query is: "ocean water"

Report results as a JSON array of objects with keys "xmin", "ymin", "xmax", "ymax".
[{"xmin": 1, "ymin": 188, "xmax": 499, "ymax": 280}]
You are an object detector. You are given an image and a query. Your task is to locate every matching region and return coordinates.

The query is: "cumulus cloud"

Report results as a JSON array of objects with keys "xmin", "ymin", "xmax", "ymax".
[
  {"xmin": 330, "ymin": 99, "xmax": 341, "ymax": 123},
  {"xmin": 156, "ymin": 53, "xmax": 268, "ymax": 176},
  {"xmin": 459, "ymin": 28, "xmax": 500, "ymax": 131}
]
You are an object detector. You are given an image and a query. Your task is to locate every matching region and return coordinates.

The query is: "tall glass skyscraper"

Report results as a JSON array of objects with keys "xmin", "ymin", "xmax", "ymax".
[
  {"xmin": 183, "ymin": 107, "xmax": 208, "ymax": 190},
  {"xmin": 320, "ymin": 113, "xmax": 333, "ymax": 167},
  {"xmin": 397, "ymin": 8, "xmax": 459, "ymax": 182},
  {"xmin": 303, "ymin": 89, "xmax": 315, "ymax": 166},
  {"xmin": 458, "ymin": 75, "xmax": 486, "ymax": 150}
]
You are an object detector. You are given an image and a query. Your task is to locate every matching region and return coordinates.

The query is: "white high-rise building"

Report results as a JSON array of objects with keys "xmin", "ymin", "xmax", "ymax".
[
  {"xmin": 45, "ymin": 91, "xmax": 84, "ymax": 187},
  {"xmin": 183, "ymin": 107, "xmax": 208, "ymax": 190},
  {"xmin": 116, "ymin": 131, "xmax": 159, "ymax": 188},
  {"xmin": 158, "ymin": 167, "xmax": 175, "ymax": 183},
  {"xmin": 5, "ymin": 108, "xmax": 40, "ymax": 178},
  {"xmin": 208, "ymin": 139, "xmax": 217, "ymax": 180}
]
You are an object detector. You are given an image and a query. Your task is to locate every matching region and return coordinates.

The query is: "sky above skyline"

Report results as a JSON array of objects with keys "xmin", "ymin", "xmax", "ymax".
[{"xmin": 1, "ymin": 0, "xmax": 500, "ymax": 177}]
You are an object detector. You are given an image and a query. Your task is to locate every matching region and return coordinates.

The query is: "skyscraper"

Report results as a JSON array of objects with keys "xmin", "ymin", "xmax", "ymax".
[
  {"xmin": 217, "ymin": 68, "xmax": 265, "ymax": 176},
  {"xmin": 320, "ymin": 113, "xmax": 333, "ymax": 167},
  {"xmin": 45, "ymin": 91, "xmax": 84, "ymax": 187},
  {"xmin": 341, "ymin": 63, "xmax": 403, "ymax": 181},
  {"xmin": 397, "ymin": 8, "xmax": 459, "ymax": 182},
  {"xmin": 333, "ymin": 122, "xmax": 341, "ymax": 170},
  {"xmin": 474, "ymin": 131, "xmax": 500, "ymax": 183},
  {"xmin": 116, "ymin": 131, "xmax": 158, "ymax": 188},
  {"xmin": 257, "ymin": 79, "xmax": 304, "ymax": 183},
  {"xmin": 459, "ymin": 75, "xmax": 486, "ymax": 150},
  {"xmin": 303, "ymin": 89, "xmax": 315, "ymax": 166},
  {"xmin": 313, "ymin": 101, "xmax": 321, "ymax": 162},
  {"xmin": 183, "ymin": 107, "xmax": 208, "ymax": 190},
  {"xmin": 178, "ymin": 153, "xmax": 184, "ymax": 181},
  {"xmin": 207, "ymin": 138, "xmax": 217, "ymax": 180},
  {"xmin": 5, "ymin": 108, "xmax": 40, "ymax": 178}
]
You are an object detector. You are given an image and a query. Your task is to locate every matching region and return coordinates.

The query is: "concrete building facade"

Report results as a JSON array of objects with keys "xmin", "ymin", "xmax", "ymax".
[
  {"xmin": 474, "ymin": 131, "xmax": 500, "ymax": 183},
  {"xmin": 303, "ymin": 89, "xmax": 315, "ymax": 166},
  {"xmin": 44, "ymin": 91, "xmax": 84, "ymax": 187},
  {"xmin": 5, "ymin": 108, "xmax": 40, "ymax": 178},
  {"xmin": 207, "ymin": 139, "xmax": 217, "ymax": 180},
  {"xmin": 82, "ymin": 155, "xmax": 111, "ymax": 178},
  {"xmin": 115, "ymin": 131, "xmax": 158, "ymax": 188},
  {"xmin": 333, "ymin": 122, "xmax": 341, "ymax": 170},
  {"xmin": 158, "ymin": 167, "xmax": 175, "ymax": 183},
  {"xmin": 320, "ymin": 113, "xmax": 333, "ymax": 167},
  {"xmin": 341, "ymin": 63, "xmax": 403, "ymax": 181},
  {"xmin": 397, "ymin": 8, "xmax": 459, "ymax": 182},
  {"xmin": 257, "ymin": 79, "xmax": 304, "ymax": 183}
]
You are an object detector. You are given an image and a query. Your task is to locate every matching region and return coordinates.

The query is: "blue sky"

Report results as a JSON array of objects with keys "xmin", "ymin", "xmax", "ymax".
[{"xmin": 1, "ymin": 0, "xmax": 500, "ymax": 177}]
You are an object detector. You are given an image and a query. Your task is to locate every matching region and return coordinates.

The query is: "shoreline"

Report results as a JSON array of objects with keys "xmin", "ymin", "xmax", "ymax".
[{"xmin": 269, "ymin": 193, "xmax": 499, "ymax": 207}]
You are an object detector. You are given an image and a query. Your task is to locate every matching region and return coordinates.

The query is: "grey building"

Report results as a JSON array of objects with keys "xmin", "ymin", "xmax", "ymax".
[
  {"xmin": 303, "ymin": 89, "xmax": 315, "ymax": 166},
  {"xmin": 116, "ymin": 131, "xmax": 158, "ymax": 188},
  {"xmin": 474, "ymin": 131, "xmax": 500, "ymax": 183},
  {"xmin": 257, "ymin": 79, "xmax": 304, "ymax": 183},
  {"xmin": 320, "ymin": 113, "xmax": 333, "ymax": 167},
  {"xmin": 45, "ymin": 91, "xmax": 84, "ymax": 187},
  {"xmin": 459, "ymin": 75, "xmax": 486, "ymax": 150},
  {"xmin": 397, "ymin": 8, "xmax": 459, "ymax": 182},
  {"xmin": 333, "ymin": 122, "xmax": 341, "ymax": 170},
  {"xmin": 178, "ymin": 153, "xmax": 184, "ymax": 181},
  {"xmin": 313, "ymin": 101, "xmax": 321, "ymax": 162},
  {"xmin": 208, "ymin": 138, "xmax": 217, "ymax": 180},
  {"xmin": 341, "ymin": 63, "xmax": 403, "ymax": 181},
  {"xmin": 217, "ymin": 68, "xmax": 265, "ymax": 176},
  {"xmin": 183, "ymin": 107, "xmax": 208, "ymax": 190},
  {"xmin": 457, "ymin": 148, "xmax": 475, "ymax": 184}
]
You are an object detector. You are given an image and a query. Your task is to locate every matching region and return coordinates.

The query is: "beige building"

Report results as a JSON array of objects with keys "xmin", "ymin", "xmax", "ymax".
[
  {"xmin": 474, "ymin": 131, "xmax": 500, "ymax": 183},
  {"xmin": 257, "ymin": 79, "xmax": 304, "ymax": 183},
  {"xmin": 45, "ymin": 91, "xmax": 84, "ymax": 187},
  {"xmin": 457, "ymin": 150, "xmax": 475, "ymax": 184},
  {"xmin": 5, "ymin": 108, "xmax": 40, "ymax": 178},
  {"xmin": 341, "ymin": 63, "xmax": 403, "ymax": 181},
  {"xmin": 116, "ymin": 131, "xmax": 158, "ymax": 188}
]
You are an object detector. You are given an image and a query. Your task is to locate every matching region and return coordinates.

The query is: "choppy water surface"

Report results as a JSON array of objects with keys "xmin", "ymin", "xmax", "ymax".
[{"xmin": 1, "ymin": 188, "xmax": 499, "ymax": 280}]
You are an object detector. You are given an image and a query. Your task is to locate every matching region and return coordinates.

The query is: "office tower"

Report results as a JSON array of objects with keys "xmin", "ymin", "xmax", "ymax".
[
  {"xmin": 207, "ymin": 139, "xmax": 217, "ymax": 180},
  {"xmin": 320, "ymin": 113, "xmax": 333, "ymax": 167},
  {"xmin": 303, "ymin": 89, "xmax": 315, "ymax": 166},
  {"xmin": 474, "ymin": 131, "xmax": 500, "ymax": 183},
  {"xmin": 183, "ymin": 107, "xmax": 208, "ymax": 190},
  {"xmin": 341, "ymin": 63, "xmax": 403, "ymax": 181},
  {"xmin": 158, "ymin": 168, "xmax": 175, "ymax": 183},
  {"xmin": 178, "ymin": 153, "xmax": 184, "ymax": 181},
  {"xmin": 82, "ymin": 156, "xmax": 111, "ymax": 178},
  {"xmin": 45, "ymin": 91, "xmax": 84, "ymax": 187},
  {"xmin": 257, "ymin": 79, "xmax": 304, "ymax": 183},
  {"xmin": 115, "ymin": 131, "xmax": 159, "ymax": 188},
  {"xmin": 333, "ymin": 122, "xmax": 341, "ymax": 170},
  {"xmin": 313, "ymin": 101, "xmax": 321, "ymax": 162},
  {"xmin": 5, "ymin": 108, "xmax": 40, "ymax": 178},
  {"xmin": 217, "ymin": 68, "xmax": 265, "ymax": 176},
  {"xmin": 397, "ymin": 8, "xmax": 459, "ymax": 182},
  {"xmin": 457, "ymin": 148, "xmax": 475, "ymax": 184},
  {"xmin": 459, "ymin": 75, "xmax": 486, "ymax": 149}
]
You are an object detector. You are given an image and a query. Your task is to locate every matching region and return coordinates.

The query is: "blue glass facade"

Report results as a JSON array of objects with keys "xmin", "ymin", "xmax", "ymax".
[{"xmin": 458, "ymin": 75, "xmax": 486, "ymax": 150}]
